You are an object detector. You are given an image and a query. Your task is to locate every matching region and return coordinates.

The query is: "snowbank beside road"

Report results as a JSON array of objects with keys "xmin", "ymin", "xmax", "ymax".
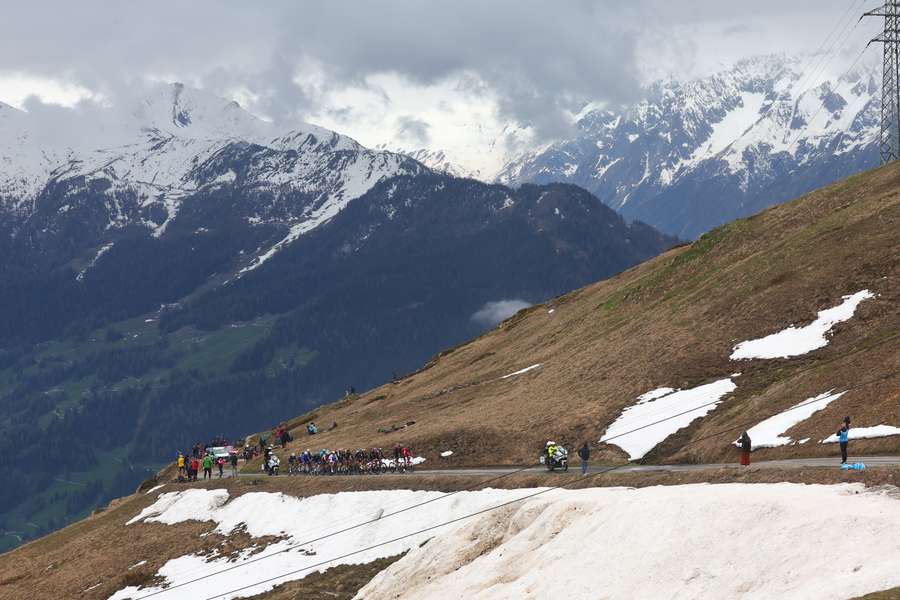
[
  {"xmin": 110, "ymin": 487, "xmax": 541, "ymax": 600},
  {"xmin": 741, "ymin": 391, "xmax": 845, "ymax": 448},
  {"xmin": 358, "ymin": 483, "xmax": 900, "ymax": 600},
  {"xmin": 821, "ymin": 425, "xmax": 900, "ymax": 443},
  {"xmin": 730, "ymin": 290, "xmax": 873, "ymax": 359},
  {"xmin": 600, "ymin": 379, "xmax": 737, "ymax": 460}
]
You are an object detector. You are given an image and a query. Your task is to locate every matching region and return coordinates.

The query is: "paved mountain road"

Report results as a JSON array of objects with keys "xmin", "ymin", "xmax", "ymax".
[
  {"xmin": 238, "ymin": 456, "xmax": 900, "ymax": 478},
  {"xmin": 413, "ymin": 456, "xmax": 900, "ymax": 476}
]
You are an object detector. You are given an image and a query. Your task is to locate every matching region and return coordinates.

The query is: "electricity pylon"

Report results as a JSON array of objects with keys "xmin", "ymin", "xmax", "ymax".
[{"xmin": 864, "ymin": 1, "xmax": 900, "ymax": 163}]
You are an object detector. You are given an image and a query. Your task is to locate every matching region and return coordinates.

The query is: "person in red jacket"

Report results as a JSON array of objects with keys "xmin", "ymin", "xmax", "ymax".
[{"xmin": 739, "ymin": 431, "xmax": 752, "ymax": 466}]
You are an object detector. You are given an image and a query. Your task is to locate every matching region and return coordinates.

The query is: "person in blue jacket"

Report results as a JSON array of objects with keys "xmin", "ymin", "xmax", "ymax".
[{"xmin": 837, "ymin": 416, "xmax": 851, "ymax": 464}]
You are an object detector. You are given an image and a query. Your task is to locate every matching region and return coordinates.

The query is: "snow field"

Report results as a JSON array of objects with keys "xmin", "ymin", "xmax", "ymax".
[
  {"xmin": 110, "ymin": 487, "xmax": 544, "ymax": 600},
  {"xmin": 821, "ymin": 425, "xmax": 900, "ymax": 444},
  {"xmin": 358, "ymin": 483, "xmax": 900, "ymax": 600},
  {"xmin": 730, "ymin": 290, "xmax": 874, "ymax": 359},
  {"xmin": 741, "ymin": 391, "xmax": 845, "ymax": 448},
  {"xmin": 127, "ymin": 488, "xmax": 229, "ymax": 525},
  {"xmin": 599, "ymin": 379, "xmax": 737, "ymax": 460}
]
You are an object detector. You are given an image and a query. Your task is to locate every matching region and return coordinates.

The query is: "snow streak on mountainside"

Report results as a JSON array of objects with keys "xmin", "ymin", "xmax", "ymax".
[
  {"xmin": 497, "ymin": 54, "xmax": 880, "ymax": 238},
  {"xmin": 0, "ymin": 83, "xmax": 423, "ymax": 241}
]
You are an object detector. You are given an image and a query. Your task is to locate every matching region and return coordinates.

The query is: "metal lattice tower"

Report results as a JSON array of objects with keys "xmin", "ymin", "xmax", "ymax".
[{"xmin": 864, "ymin": 1, "xmax": 900, "ymax": 163}]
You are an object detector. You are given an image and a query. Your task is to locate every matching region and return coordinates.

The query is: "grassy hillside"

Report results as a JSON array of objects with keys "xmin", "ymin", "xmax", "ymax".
[
  {"xmin": 268, "ymin": 162, "xmax": 899, "ymax": 466},
  {"xmin": 1, "ymin": 162, "xmax": 898, "ymax": 599}
]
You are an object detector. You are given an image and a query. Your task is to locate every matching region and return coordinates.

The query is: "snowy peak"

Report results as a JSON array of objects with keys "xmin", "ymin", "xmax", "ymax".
[
  {"xmin": 131, "ymin": 82, "xmax": 268, "ymax": 142},
  {"xmin": 0, "ymin": 83, "xmax": 425, "ymax": 247},
  {"xmin": 498, "ymin": 53, "xmax": 880, "ymax": 238}
]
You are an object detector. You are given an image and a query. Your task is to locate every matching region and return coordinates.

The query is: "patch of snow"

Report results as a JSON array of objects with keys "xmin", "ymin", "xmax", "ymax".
[
  {"xmin": 380, "ymin": 457, "xmax": 426, "ymax": 468},
  {"xmin": 440, "ymin": 451, "xmax": 454, "ymax": 458},
  {"xmin": 547, "ymin": 309, "xmax": 555, "ymax": 314},
  {"xmin": 358, "ymin": 483, "xmax": 900, "ymax": 600},
  {"xmin": 698, "ymin": 92, "xmax": 766, "ymax": 158},
  {"xmin": 128, "ymin": 560, "xmax": 148, "ymax": 570},
  {"xmin": 75, "ymin": 242, "xmax": 114, "ymax": 282},
  {"xmin": 730, "ymin": 290, "xmax": 874, "ymax": 360},
  {"xmin": 821, "ymin": 425, "xmax": 900, "ymax": 444},
  {"xmin": 144, "ymin": 484, "xmax": 166, "ymax": 495},
  {"xmin": 599, "ymin": 379, "xmax": 737, "ymax": 460},
  {"xmin": 594, "ymin": 156, "xmax": 621, "ymax": 179},
  {"xmin": 627, "ymin": 133, "xmax": 640, "ymax": 143},
  {"xmin": 740, "ymin": 391, "xmax": 845, "ymax": 449},
  {"xmin": 127, "ymin": 489, "xmax": 229, "ymax": 525},
  {"xmin": 112, "ymin": 488, "xmax": 543, "ymax": 600},
  {"xmin": 501, "ymin": 364, "xmax": 541, "ymax": 379}
]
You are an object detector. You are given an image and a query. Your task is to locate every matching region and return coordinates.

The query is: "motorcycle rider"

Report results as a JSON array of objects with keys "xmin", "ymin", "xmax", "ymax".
[{"xmin": 546, "ymin": 441, "xmax": 558, "ymax": 463}]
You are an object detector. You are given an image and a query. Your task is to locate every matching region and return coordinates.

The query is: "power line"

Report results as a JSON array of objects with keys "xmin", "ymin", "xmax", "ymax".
[
  {"xmin": 863, "ymin": 0, "xmax": 900, "ymax": 162},
  {"xmin": 130, "ymin": 326, "xmax": 900, "ymax": 600},
  {"xmin": 134, "ymin": 323, "xmax": 899, "ymax": 597},
  {"xmin": 786, "ymin": 46, "xmax": 871, "ymax": 153},
  {"xmin": 789, "ymin": 0, "xmax": 867, "ymax": 101},
  {"xmin": 194, "ymin": 368, "xmax": 897, "ymax": 600}
]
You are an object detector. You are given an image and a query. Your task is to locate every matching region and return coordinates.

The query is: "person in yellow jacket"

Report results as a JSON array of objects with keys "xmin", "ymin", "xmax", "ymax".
[
  {"xmin": 546, "ymin": 441, "xmax": 557, "ymax": 462},
  {"xmin": 177, "ymin": 452, "xmax": 186, "ymax": 479}
]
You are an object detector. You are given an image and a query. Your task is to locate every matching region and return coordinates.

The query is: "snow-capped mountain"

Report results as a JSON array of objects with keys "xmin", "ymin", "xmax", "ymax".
[
  {"xmin": 0, "ymin": 84, "xmax": 677, "ymax": 549},
  {"xmin": 375, "ymin": 146, "xmax": 472, "ymax": 179},
  {"xmin": 0, "ymin": 83, "xmax": 424, "ymax": 261},
  {"xmin": 497, "ymin": 54, "xmax": 880, "ymax": 238}
]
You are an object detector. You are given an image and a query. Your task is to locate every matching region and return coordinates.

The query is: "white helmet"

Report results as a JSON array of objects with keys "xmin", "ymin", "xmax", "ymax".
[{"xmin": 546, "ymin": 441, "xmax": 555, "ymax": 447}]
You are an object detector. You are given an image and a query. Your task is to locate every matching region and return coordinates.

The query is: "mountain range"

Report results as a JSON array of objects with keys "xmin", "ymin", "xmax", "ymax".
[
  {"xmin": 397, "ymin": 54, "xmax": 879, "ymax": 239},
  {"xmin": 0, "ymin": 51, "xmax": 887, "ymax": 550},
  {"xmin": 498, "ymin": 54, "xmax": 880, "ymax": 238},
  {"xmin": 1, "ymin": 127, "xmax": 897, "ymax": 600},
  {"xmin": 0, "ymin": 82, "xmax": 674, "ymax": 549}
]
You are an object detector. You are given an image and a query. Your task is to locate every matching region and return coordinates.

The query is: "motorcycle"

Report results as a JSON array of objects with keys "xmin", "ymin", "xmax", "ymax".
[
  {"xmin": 267, "ymin": 455, "xmax": 281, "ymax": 476},
  {"xmin": 541, "ymin": 445, "xmax": 568, "ymax": 472}
]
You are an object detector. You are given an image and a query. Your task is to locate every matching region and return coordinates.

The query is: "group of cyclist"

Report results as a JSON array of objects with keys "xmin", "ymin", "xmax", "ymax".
[{"xmin": 280, "ymin": 444, "xmax": 415, "ymax": 476}]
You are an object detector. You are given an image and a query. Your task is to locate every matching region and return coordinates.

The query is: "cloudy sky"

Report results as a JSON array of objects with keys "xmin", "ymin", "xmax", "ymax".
[{"xmin": 0, "ymin": 1, "xmax": 882, "ymax": 174}]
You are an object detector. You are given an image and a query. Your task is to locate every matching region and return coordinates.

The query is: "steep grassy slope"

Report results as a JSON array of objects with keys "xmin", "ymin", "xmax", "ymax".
[{"xmin": 271, "ymin": 162, "xmax": 899, "ymax": 466}]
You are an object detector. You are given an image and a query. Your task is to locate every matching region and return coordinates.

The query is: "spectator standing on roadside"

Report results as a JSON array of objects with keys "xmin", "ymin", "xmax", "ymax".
[
  {"xmin": 838, "ymin": 416, "xmax": 852, "ymax": 464},
  {"xmin": 202, "ymin": 453, "xmax": 213, "ymax": 480},
  {"xmin": 578, "ymin": 443, "xmax": 590, "ymax": 475},
  {"xmin": 739, "ymin": 431, "xmax": 752, "ymax": 466},
  {"xmin": 230, "ymin": 452, "xmax": 239, "ymax": 477}
]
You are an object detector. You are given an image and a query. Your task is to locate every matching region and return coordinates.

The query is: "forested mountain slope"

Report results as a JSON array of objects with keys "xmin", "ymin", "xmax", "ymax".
[{"xmin": 0, "ymin": 157, "xmax": 673, "ymax": 549}]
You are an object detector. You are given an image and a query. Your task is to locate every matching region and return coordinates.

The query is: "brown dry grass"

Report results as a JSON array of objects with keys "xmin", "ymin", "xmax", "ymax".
[
  {"xmin": 242, "ymin": 162, "xmax": 900, "ymax": 470},
  {"xmin": 860, "ymin": 589, "xmax": 900, "ymax": 600},
  {"xmin": 2, "ymin": 467, "xmax": 899, "ymax": 599},
  {"xmin": 5, "ymin": 158, "xmax": 900, "ymax": 599}
]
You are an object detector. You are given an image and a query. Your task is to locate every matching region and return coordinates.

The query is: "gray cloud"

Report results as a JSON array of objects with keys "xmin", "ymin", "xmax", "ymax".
[
  {"xmin": 396, "ymin": 116, "xmax": 430, "ymax": 145},
  {"xmin": 0, "ymin": 1, "xmax": 862, "ymax": 139},
  {"xmin": 471, "ymin": 299, "xmax": 532, "ymax": 327}
]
